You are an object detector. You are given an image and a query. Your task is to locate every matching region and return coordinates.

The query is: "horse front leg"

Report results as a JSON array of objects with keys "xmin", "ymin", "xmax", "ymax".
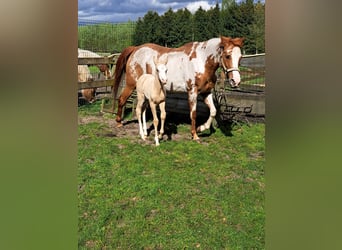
[
  {"xmin": 135, "ymin": 93, "xmax": 146, "ymax": 140},
  {"xmin": 149, "ymin": 102, "xmax": 160, "ymax": 146},
  {"xmin": 197, "ymin": 93, "xmax": 217, "ymax": 133},
  {"xmin": 158, "ymin": 101, "xmax": 166, "ymax": 140}
]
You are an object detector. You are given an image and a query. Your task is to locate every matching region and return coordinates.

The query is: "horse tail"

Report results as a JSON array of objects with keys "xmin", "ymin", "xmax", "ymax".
[{"xmin": 113, "ymin": 46, "xmax": 136, "ymax": 103}]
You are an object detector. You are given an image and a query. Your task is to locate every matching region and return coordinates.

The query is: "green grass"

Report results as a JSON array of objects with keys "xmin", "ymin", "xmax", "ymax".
[{"xmin": 78, "ymin": 102, "xmax": 265, "ymax": 249}]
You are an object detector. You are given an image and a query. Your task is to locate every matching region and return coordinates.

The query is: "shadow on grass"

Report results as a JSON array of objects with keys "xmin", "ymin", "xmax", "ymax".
[{"xmin": 120, "ymin": 108, "xmax": 237, "ymax": 139}]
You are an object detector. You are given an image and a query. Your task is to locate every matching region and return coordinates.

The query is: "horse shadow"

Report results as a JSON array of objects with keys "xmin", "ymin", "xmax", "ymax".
[
  {"xmin": 161, "ymin": 112, "xmax": 234, "ymax": 139},
  {"xmin": 134, "ymin": 108, "xmax": 235, "ymax": 140}
]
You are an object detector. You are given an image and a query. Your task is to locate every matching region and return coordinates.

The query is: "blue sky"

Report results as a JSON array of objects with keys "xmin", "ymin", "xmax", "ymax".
[{"xmin": 78, "ymin": 0, "xmax": 264, "ymax": 23}]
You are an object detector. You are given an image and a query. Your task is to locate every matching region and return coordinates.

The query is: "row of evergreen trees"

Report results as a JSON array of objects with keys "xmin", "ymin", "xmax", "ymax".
[
  {"xmin": 133, "ymin": 0, "xmax": 265, "ymax": 54},
  {"xmin": 78, "ymin": 0, "xmax": 264, "ymax": 54}
]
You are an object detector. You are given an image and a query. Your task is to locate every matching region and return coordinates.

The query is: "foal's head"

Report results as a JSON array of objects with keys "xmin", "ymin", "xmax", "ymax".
[
  {"xmin": 153, "ymin": 55, "xmax": 168, "ymax": 85},
  {"xmin": 219, "ymin": 36, "xmax": 244, "ymax": 87}
]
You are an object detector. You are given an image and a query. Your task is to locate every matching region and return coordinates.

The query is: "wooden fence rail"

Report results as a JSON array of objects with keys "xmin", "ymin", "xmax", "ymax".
[{"xmin": 78, "ymin": 53, "xmax": 120, "ymax": 90}]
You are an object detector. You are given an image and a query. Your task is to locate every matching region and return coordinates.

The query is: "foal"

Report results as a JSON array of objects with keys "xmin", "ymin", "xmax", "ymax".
[{"xmin": 135, "ymin": 55, "xmax": 168, "ymax": 146}]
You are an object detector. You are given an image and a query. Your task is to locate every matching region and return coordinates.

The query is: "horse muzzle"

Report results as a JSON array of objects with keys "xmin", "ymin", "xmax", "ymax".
[
  {"xmin": 224, "ymin": 68, "xmax": 241, "ymax": 88},
  {"xmin": 228, "ymin": 79, "xmax": 238, "ymax": 88}
]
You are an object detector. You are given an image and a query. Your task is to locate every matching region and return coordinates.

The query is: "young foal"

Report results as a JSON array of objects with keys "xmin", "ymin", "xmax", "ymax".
[{"xmin": 135, "ymin": 55, "xmax": 168, "ymax": 146}]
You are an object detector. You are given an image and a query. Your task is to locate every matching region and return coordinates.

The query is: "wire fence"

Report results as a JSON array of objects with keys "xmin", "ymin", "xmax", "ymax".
[{"xmin": 78, "ymin": 18, "xmax": 136, "ymax": 54}]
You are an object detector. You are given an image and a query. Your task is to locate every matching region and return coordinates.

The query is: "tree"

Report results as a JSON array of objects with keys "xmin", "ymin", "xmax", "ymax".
[
  {"xmin": 133, "ymin": 11, "xmax": 162, "ymax": 45},
  {"xmin": 220, "ymin": 0, "xmax": 240, "ymax": 37},
  {"xmin": 193, "ymin": 6, "xmax": 210, "ymax": 41},
  {"xmin": 160, "ymin": 8, "xmax": 177, "ymax": 47},
  {"xmin": 238, "ymin": 0, "xmax": 255, "ymax": 53},
  {"xmin": 173, "ymin": 8, "xmax": 193, "ymax": 47},
  {"xmin": 131, "ymin": 0, "xmax": 265, "ymax": 53},
  {"xmin": 249, "ymin": 1, "xmax": 265, "ymax": 53},
  {"xmin": 222, "ymin": 0, "xmax": 236, "ymax": 11},
  {"xmin": 207, "ymin": 3, "xmax": 222, "ymax": 38},
  {"xmin": 133, "ymin": 18, "xmax": 145, "ymax": 45}
]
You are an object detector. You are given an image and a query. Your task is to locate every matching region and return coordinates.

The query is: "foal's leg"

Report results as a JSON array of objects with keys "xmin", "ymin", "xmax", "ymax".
[
  {"xmin": 197, "ymin": 93, "xmax": 217, "ymax": 132},
  {"xmin": 135, "ymin": 93, "xmax": 146, "ymax": 140},
  {"xmin": 158, "ymin": 101, "xmax": 166, "ymax": 140},
  {"xmin": 142, "ymin": 106, "xmax": 148, "ymax": 138},
  {"xmin": 149, "ymin": 101, "xmax": 160, "ymax": 146}
]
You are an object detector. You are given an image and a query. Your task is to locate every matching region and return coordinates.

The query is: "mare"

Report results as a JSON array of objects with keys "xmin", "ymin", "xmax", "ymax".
[
  {"xmin": 113, "ymin": 36, "xmax": 244, "ymax": 140},
  {"xmin": 135, "ymin": 55, "xmax": 168, "ymax": 146}
]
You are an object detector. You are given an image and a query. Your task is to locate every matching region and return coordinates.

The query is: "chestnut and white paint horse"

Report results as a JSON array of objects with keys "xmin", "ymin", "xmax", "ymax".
[
  {"xmin": 136, "ymin": 54, "xmax": 168, "ymax": 146},
  {"xmin": 113, "ymin": 36, "xmax": 244, "ymax": 140}
]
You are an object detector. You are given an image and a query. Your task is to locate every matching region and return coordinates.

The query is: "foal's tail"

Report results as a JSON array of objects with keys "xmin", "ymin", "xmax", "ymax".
[{"xmin": 112, "ymin": 46, "xmax": 136, "ymax": 104}]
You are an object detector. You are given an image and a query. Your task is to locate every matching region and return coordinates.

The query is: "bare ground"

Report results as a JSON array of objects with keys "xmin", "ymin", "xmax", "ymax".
[{"xmin": 78, "ymin": 112, "xmax": 191, "ymax": 145}]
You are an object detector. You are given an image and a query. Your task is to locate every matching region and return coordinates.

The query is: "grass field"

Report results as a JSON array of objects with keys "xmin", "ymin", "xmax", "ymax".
[{"xmin": 78, "ymin": 102, "xmax": 265, "ymax": 249}]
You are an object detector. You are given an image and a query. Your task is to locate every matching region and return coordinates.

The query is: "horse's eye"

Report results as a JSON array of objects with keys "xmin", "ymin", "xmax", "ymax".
[{"xmin": 226, "ymin": 55, "xmax": 231, "ymax": 60}]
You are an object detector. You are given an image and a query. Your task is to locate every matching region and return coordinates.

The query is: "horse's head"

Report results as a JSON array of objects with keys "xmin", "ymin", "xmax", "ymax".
[
  {"xmin": 219, "ymin": 36, "xmax": 244, "ymax": 87},
  {"xmin": 153, "ymin": 54, "xmax": 168, "ymax": 85}
]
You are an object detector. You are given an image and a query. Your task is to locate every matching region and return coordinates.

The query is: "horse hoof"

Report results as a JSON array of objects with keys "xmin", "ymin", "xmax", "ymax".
[
  {"xmin": 116, "ymin": 122, "xmax": 123, "ymax": 128},
  {"xmin": 193, "ymin": 135, "xmax": 200, "ymax": 141}
]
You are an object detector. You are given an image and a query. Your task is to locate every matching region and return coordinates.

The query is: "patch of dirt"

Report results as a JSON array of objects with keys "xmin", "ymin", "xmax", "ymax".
[
  {"xmin": 78, "ymin": 111, "xmax": 262, "ymax": 143},
  {"xmin": 78, "ymin": 113, "xmax": 188, "ymax": 144}
]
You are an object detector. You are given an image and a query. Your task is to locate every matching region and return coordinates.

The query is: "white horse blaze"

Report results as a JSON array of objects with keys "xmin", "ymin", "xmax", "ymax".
[{"xmin": 231, "ymin": 47, "xmax": 242, "ymax": 84}]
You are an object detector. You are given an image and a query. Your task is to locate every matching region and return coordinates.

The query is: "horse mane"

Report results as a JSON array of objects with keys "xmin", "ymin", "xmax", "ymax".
[{"xmin": 113, "ymin": 46, "xmax": 136, "ymax": 103}]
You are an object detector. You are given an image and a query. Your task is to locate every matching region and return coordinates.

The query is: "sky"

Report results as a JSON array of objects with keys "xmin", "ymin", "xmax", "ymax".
[{"xmin": 78, "ymin": 0, "xmax": 262, "ymax": 23}]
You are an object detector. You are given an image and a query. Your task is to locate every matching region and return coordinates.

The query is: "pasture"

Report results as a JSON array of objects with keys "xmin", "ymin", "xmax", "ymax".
[{"xmin": 78, "ymin": 102, "xmax": 265, "ymax": 249}]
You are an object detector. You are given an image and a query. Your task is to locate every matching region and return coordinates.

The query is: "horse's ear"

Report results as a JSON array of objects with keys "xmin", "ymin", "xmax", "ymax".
[
  {"xmin": 232, "ymin": 37, "xmax": 245, "ymax": 47},
  {"xmin": 220, "ymin": 35, "xmax": 231, "ymax": 44},
  {"xmin": 219, "ymin": 35, "xmax": 231, "ymax": 50},
  {"xmin": 162, "ymin": 54, "xmax": 168, "ymax": 64}
]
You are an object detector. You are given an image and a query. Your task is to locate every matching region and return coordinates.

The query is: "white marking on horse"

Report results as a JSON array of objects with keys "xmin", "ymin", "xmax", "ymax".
[{"xmin": 231, "ymin": 46, "xmax": 242, "ymax": 84}]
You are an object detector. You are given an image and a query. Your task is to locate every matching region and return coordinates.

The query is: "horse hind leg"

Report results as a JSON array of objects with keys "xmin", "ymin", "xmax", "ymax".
[
  {"xmin": 142, "ymin": 107, "xmax": 148, "ymax": 138},
  {"xmin": 188, "ymin": 91, "xmax": 200, "ymax": 140},
  {"xmin": 149, "ymin": 102, "xmax": 160, "ymax": 146},
  {"xmin": 116, "ymin": 86, "xmax": 135, "ymax": 126}
]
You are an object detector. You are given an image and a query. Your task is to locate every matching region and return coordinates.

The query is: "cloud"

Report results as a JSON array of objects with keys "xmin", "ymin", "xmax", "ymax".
[
  {"xmin": 78, "ymin": 0, "xmax": 218, "ymax": 22},
  {"xmin": 186, "ymin": 1, "xmax": 213, "ymax": 13}
]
